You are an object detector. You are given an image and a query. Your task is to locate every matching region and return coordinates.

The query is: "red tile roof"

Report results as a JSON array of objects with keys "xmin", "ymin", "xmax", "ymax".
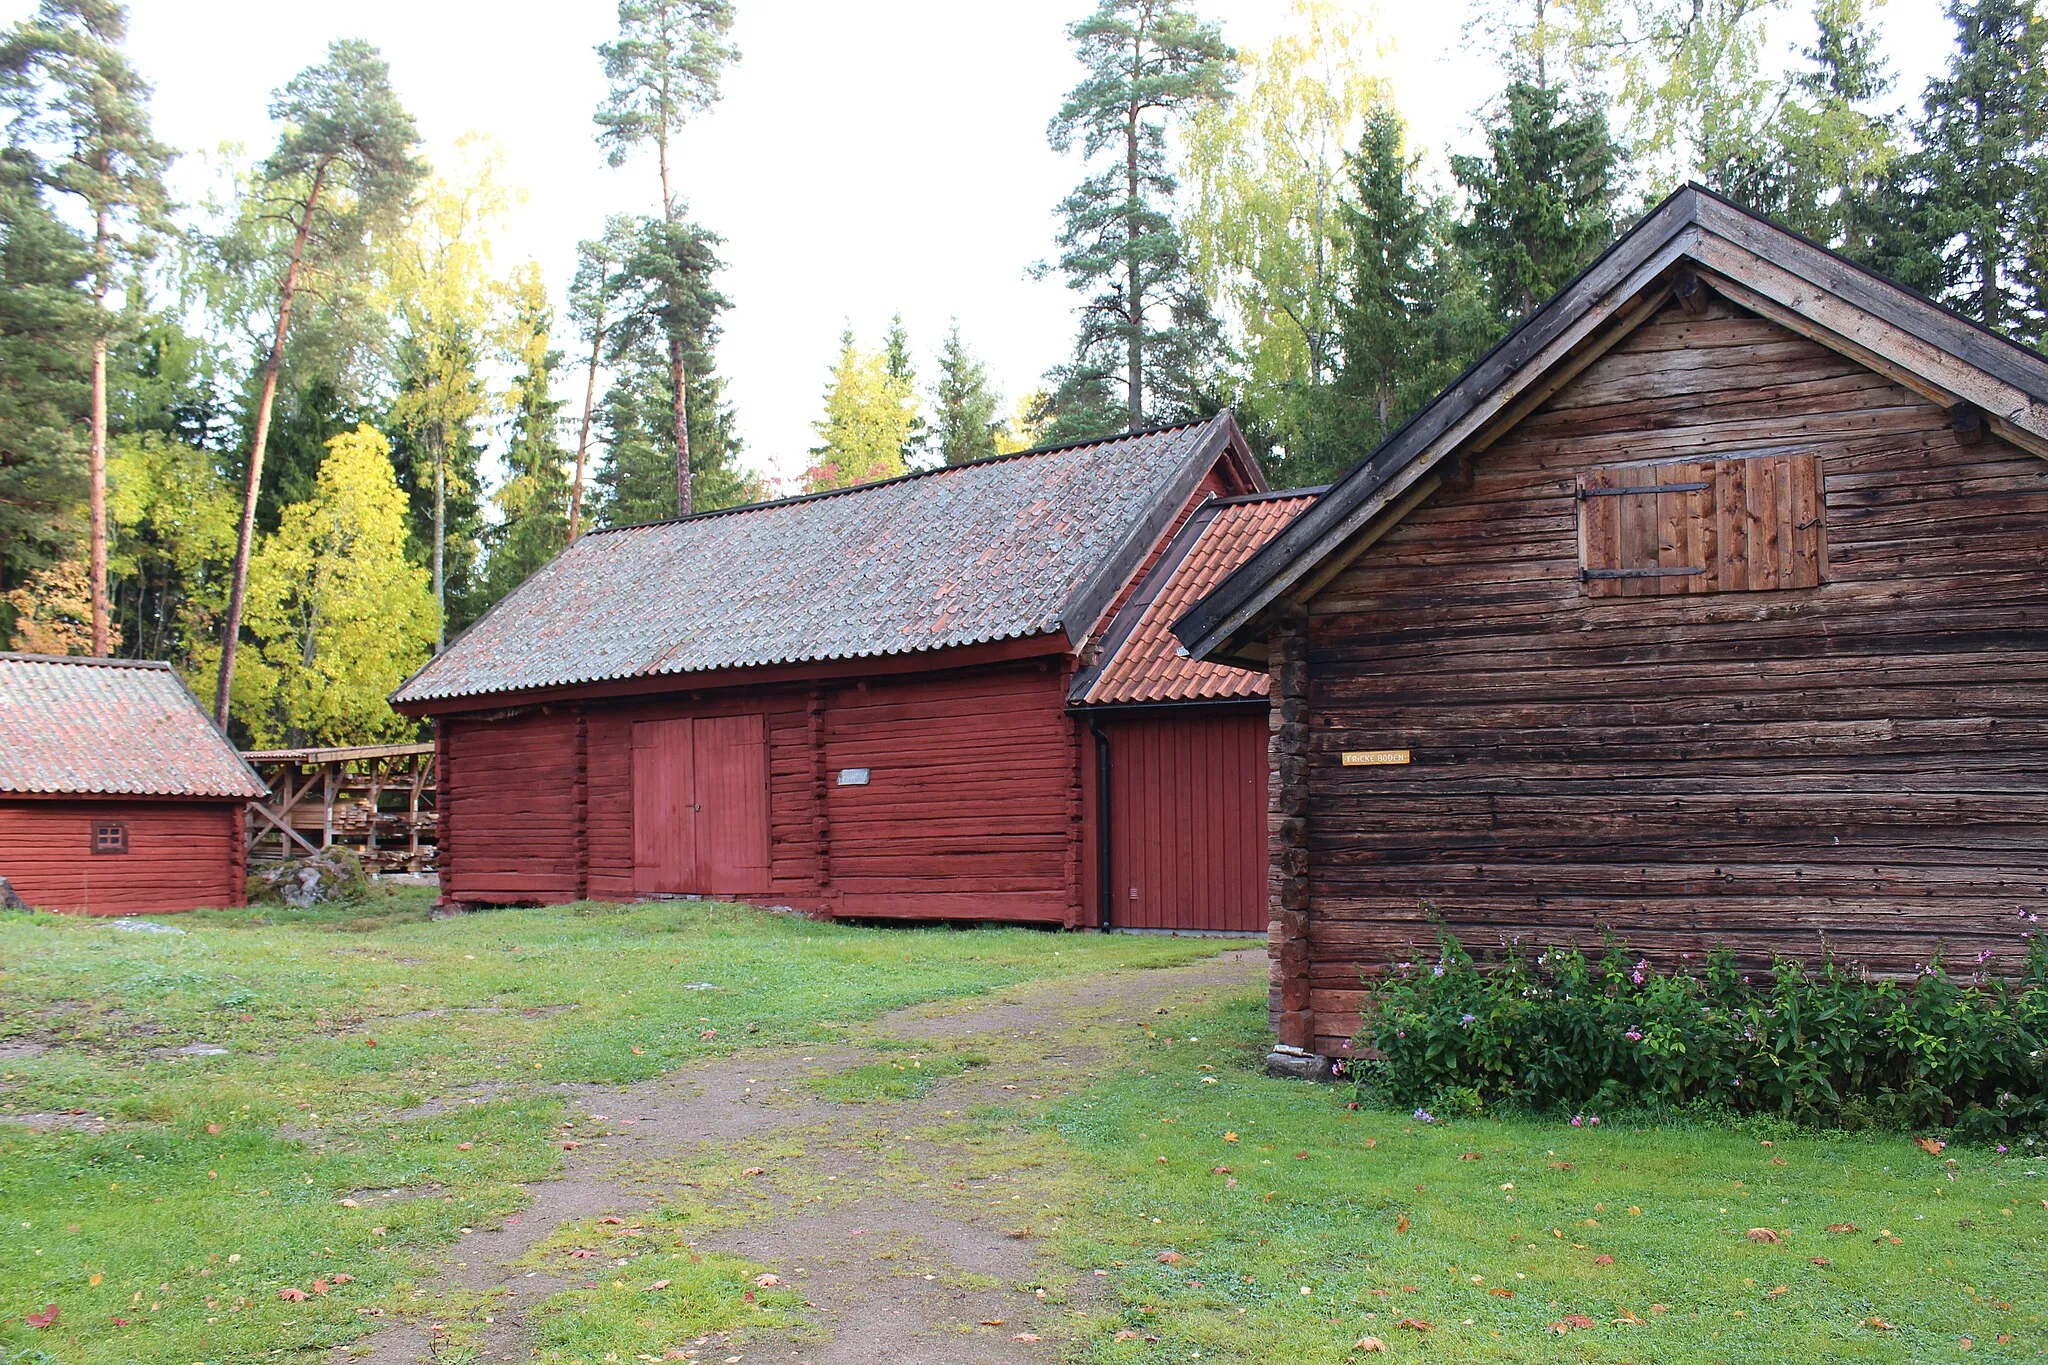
[
  {"xmin": 0, "ymin": 654, "xmax": 267, "ymax": 798},
  {"xmin": 1072, "ymin": 490, "xmax": 1318, "ymax": 706},
  {"xmin": 394, "ymin": 418, "xmax": 1246, "ymax": 706}
]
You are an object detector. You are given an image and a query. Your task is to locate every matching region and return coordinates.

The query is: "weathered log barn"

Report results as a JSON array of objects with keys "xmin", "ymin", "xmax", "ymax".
[
  {"xmin": 392, "ymin": 416, "xmax": 1304, "ymax": 928},
  {"xmin": 0, "ymin": 653, "xmax": 266, "ymax": 914},
  {"xmin": 1175, "ymin": 186, "xmax": 2048, "ymax": 1058}
]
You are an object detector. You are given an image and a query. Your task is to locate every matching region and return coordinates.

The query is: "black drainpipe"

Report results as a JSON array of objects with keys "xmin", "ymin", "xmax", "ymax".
[{"xmin": 1087, "ymin": 714, "xmax": 1113, "ymax": 932}]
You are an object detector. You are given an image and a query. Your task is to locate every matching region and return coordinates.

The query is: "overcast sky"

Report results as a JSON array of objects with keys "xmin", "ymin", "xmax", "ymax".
[{"xmin": 16, "ymin": 0, "xmax": 1954, "ymax": 489}]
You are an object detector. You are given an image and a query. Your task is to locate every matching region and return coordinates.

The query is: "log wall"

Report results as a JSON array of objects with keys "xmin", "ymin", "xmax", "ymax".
[
  {"xmin": 0, "ymin": 798, "xmax": 244, "ymax": 914},
  {"xmin": 1298, "ymin": 298, "xmax": 2048, "ymax": 1053},
  {"xmin": 437, "ymin": 660, "xmax": 1085, "ymax": 923}
]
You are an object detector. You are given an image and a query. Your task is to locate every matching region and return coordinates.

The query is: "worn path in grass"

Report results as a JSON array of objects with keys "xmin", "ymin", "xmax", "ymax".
[{"xmin": 362, "ymin": 949, "xmax": 1267, "ymax": 1364}]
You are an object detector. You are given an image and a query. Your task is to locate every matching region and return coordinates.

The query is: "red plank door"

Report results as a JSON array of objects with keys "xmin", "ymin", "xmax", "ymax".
[
  {"xmin": 632, "ymin": 719, "xmax": 696, "ymax": 893},
  {"xmin": 632, "ymin": 714, "xmax": 769, "ymax": 897},
  {"xmin": 1104, "ymin": 711, "xmax": 1267, "ymax": 932},
  {"xmin": 692, "ymin": 714, "xmax": 770, "ymax": 893}
]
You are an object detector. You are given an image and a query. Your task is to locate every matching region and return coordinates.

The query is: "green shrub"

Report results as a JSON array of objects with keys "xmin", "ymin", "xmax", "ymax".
[{"xmin": 1354, "ymin": 930, "xmax": 2048, "ymax": 1140}]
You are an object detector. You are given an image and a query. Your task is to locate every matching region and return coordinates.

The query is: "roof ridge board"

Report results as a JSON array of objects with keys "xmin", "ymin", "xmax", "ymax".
[
  {"xmin": 0, "ymin": 652, "xmax": 174, "ymax": 670},
  {"xmin": 583, "ymin": 416, "xmax": 1220, "ymax": 539},
  {"xmin": 1208, "ymin": 485, "xmax": 1327, "ymax": 506}
]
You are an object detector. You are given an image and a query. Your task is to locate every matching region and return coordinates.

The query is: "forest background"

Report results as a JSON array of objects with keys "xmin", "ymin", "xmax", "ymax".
[{"xmin": 1, "ymin": 0, "xmax": 2042, "ymax": 748}]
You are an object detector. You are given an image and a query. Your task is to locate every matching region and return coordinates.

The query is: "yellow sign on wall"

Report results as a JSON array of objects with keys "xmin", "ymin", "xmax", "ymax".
[{"xmin": 1341, "ymin": 749, "xmax": 1412, "ymax": 767}]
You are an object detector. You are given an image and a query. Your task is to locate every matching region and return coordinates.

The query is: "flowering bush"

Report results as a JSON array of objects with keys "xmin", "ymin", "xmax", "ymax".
[{"xmin": 1354, "ymin": 932, "xmax": 2048, "ymax": 1140}]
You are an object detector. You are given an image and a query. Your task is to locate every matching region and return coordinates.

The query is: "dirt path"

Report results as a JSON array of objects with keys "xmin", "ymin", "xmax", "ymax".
[{"xmin": 358, "ymin": 949, "xmax": 1265, "ymax": 1364}]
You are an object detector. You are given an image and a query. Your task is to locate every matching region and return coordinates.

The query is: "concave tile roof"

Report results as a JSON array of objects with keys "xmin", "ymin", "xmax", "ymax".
[
  {"xmin": 393, "ymin": 418, "xmax": 1236, "ymax": 706},
  {"xmin": 1072, "ymin": 489, "xmax": 1318, "ymax": 706},
  {"xmin": 0, "ymin": 654, "xmax": 267, "ymax": 798}
]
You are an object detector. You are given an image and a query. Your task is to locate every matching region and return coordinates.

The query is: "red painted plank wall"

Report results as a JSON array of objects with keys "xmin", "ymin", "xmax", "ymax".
[
  {"xmin": 441, "ymin": 708, "xmax": 582, "ymax": 903},
  {"xmin": 824, "ymin": 663, "xmax": 1079, "ymax": 923},
  {"xmin": 1102, "ymin": 709, "xmax": 1267, "ymax": 932},
  {"xmin": 0, "ymin": 798, "xmax": 244, "ymax": 914}
]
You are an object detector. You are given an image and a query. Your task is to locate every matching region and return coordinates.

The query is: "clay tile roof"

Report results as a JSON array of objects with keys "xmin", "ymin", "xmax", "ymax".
[
  {"xmin": 1073, "ymin": 489, "xmax": 1319, "ymax": 706},
  {"xmin": 0, "ymin": 654, "xmax": 267, "ymax": 798},
  {"xmin": 393, "ymin": 417, "xmax": 1240, "ymax": 706}
]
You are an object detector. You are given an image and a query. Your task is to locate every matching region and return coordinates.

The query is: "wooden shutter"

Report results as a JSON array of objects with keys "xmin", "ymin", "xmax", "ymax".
[{"xmin": 1579, "ymin": 453, "xmax": 1824, "ymax": 597}]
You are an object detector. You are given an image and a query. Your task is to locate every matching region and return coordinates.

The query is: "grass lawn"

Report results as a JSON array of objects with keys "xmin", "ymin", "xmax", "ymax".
[
  {"xmin": 1056, "ymin": 996, "xmax": 2048, "ymax": 1362},
  {"xmin": 0, "ymin": 891, "xmax": 1216, "ymax": 1364},
  {"xmin": 1, "ymin": 894, "xmax": 2042, "ymax": 1364}
]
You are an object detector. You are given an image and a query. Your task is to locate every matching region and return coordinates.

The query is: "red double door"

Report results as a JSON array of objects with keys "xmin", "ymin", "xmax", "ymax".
[{"xmin": 631, "ymin": 714, "xmax": 771, "ymax": 896}]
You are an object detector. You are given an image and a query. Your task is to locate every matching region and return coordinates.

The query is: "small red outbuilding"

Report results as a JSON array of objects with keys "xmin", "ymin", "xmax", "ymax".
[{"xmin": 0, "ymin": 653, "xmax": 266, "ymax": 915}]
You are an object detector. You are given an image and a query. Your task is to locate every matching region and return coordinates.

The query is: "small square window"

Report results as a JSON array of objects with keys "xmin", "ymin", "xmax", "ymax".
[{"xmin": 91, "ymin": 821, "xmax": 128, "ymax": 855}]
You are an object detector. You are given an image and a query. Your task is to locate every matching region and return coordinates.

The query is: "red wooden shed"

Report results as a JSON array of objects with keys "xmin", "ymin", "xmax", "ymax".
[
  {"xmin": 0, "ymin": 653, "xmax": 266, "ymax": 914},
  {"xmin": 392, "ymin": 417, "xmax": 1292, "ymax": 928}
]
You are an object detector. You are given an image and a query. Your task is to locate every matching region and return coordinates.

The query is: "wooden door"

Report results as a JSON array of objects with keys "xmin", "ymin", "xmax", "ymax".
[
  {"xmin": 692, "ymin": 714, "xmax": 770, "ymax": 893},
  {"xmin": 631, "ymin": 719, "xmax": 695, "ymax": 893},
  {"xmin": 1104, "ymin": 711, "xmax": 1267, "ymax": 933}
]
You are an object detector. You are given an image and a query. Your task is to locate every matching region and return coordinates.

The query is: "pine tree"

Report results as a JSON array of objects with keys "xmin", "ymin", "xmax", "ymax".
[
  {"xmin": 483, "ymin": 269, "xmax": 570, "ymax": 607},
  {"xmin": 932, "ymin": 321, "xmax": 1005, "ymax": 466},
  {"xmin": 210, "ymin": 38, "xmax": 423, "ymax": 726},
  {"xmin": 595, "ymin": 0, "xmax": 738, "ymax": 516},
  {"xmin": 1046, "ymin": 0, "xmax": 1234, "ymax": 431},
  {"xmin": 1451, "ymin": 79, "xmax": 1620, "ymax": 329},
  {"xmin": 0, "ymin": 147, "xmax": 92, "ymax": 646},
  {"xmin": 0, "ymin": 0, "xmax": 171, "ymax": 657},
  {"xmin": 1859, "ymin": 0, "xmax": 2048, "ymax": 348}
]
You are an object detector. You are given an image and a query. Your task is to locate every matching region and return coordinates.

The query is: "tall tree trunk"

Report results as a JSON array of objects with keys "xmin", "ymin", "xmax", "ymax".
[
  {"xmin": 215, "ymin": 161, "xmax": 328, "ymax": 731},
  {"xmin": 568, "ymin": 321, "xmax": 604, "ymax": 540},
  {"xmin": 1125, "ymin": 96, "xmax": 1144, "ymax": 429},
  {"xmin": 432, "ymin": 440, "xmax": 446, "ymax": 651},
  {"xmin": 89, "ymin": 209, "xmax": 110, "ymax": 657},
  {"xmin": 670, "ymin": 333, "xmax": 692, "ymax": 517}
]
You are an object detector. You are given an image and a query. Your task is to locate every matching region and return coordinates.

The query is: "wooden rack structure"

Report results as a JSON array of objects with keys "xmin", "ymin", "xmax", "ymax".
[{"xmin": 242, "ymin": 742, "xmax": 437, "ymax": 872}]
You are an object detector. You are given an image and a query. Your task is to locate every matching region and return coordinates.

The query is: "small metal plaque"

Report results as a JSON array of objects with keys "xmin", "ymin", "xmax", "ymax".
[
  {"xmin": 1341, "ymin": 749, "xmax": 1411, "ymax": 767},
  {"xmin": 836, "ymin": 768, "xmax": 871, "ymax": 786}
]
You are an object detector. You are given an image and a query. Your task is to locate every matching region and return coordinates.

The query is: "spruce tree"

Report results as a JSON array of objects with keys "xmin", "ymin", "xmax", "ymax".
[
  {"xmin": 1860, "ymin": 0, "xmax": 2048, "ymax": 348},
  {"xmin": 1451, "ymin": 79, "xmax": 1620, "ymax": 329},
  {"xmin": 483, "ymin": 272, "xmax": 570, "ymax": 606},
  {"xmin": 1045, "ymin": 0, "xmax": 1234, "ymax": 431},
  {"xmin": 882, "ymin": 312, "xmax": 927, "ymax": 464},
  {"xmin": 932, "ymin": 322, "xmax": 1005, "ymax": 466}
]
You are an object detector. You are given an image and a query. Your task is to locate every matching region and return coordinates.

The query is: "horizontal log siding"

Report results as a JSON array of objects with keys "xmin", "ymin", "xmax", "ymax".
[
  {"xmin": 441, "ymin": 708, "xmax": 583, "ymax": 903},
  {"xmin": 0, "ymin": 798, "xmax": 243, "ymax": 914},
  {"xmin": 826, "ymin": 664, "xmax": 1079, "ymax": 923},
  {"xmin": 1302, "ymin": 300, "xmax": 2048, "ymax": 1053}
]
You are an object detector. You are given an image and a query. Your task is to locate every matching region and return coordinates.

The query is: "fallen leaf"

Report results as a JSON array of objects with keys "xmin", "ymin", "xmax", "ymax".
[
  {"xmin": 278, "ymin": 1288, "xmax": 307, "ymax": 1302},
  {"xmin": 560, "ymin": 1140, "xmax": 582, "ymax": 1150},
  {"xmin": 1395, "ymin": 1317, "xmax": 1431, "ymax": 1332},
  {"xmin": 330, "ymin": 1274, "xmax": 354, "ymax": 1284},
  {"xmin": 1771, "ymin": 1157, "xmax": 1787, "ymax": 1166},
  {"xmin": 1112, "ymin": 1329, "xmax": 1138, "ymax": 1340},
  {"xmin": 1456, "ymin": 1150, "xmax": 1479, "ymax": 1162},
  {"xmin": 1766, "ymin": 1285, "xmax": 1789, "ymax": 1298},
  {"xmin": 1650, "ymin": 1304, "xmax": 1669, "ymax": 1314},
  {"xmin": 569, "ymin": 1249, "xmax": 600, "ymax": 1259},
  {"xmin": 88, "ymin": 1273, "xmax": 103, "ymax": 1287},
  {"xmin": 1915, "ymin": 1137, "xmax": 1946, "ymax": 1156},
  {"xmin": 370, "ymin": 1227, "xmax": 386, "ymax": 1237},
  {"xmin": 364, "ymin": 1038, "xmax": 376, "ymax": 1047},
  {"xmin": 1594, "ymin": 1255, "xmax": 1615, "ymax": 1266},
  {"xmin": 1394, "ymin": 1214, "xmax": 1410, "ymax": 1233},
  {"xmin": 1156, "ymin": 1155, "xmax": 1169, "ymax": 1164},
  {"xmin": 1003, "ymin": 1228, "xmax": 1031, "ymax": 1239},
  {"xmin": 1363, "ymin": 1137, "xmax": 1377, "ymax": 1148},
  {"xmin": 310, "ymin": 1280, "xmax": 328, "ymax": 1295},
  {"xmin": 23, "ymin": 1305, "xmax": 58, "ymax": 1330},
  {"xmin": 742, "ymin": 1167, "xmax": 766, "ymax": 1177},
  {"xmin": 1489, "ymin": 1288, "xmax": 1515, "ymax": 1298},
  {"xmin": 1613, "ymin": 1309, "xmax": 1645, "ymax": 1325},
  {"xmin": 1960, "ymin": 1337, "xmax": 1974, "ymax": 1351},
  {"xmin": 1356, "ymin": 1336, "xmax": 1388, "ymax": 1353},
  {"xmin": 1295, "ymin": 1151, "xmax": 1309, "ymax": 1160},
  {"xmin": 631, "ymin": 1046, "xmax": 645, "ymax": 1055},
  {"xmin": 205, "ymin": 1123, "xmax": 221, "ymax": 1134},
  {"xmin": 1745, "ymin": 1228, "xmax": 1782, "ymax": 1243},
  {"xmin": 1157, "ymin": 1252, "xmax": 1183, "ymax": 1264},
  {"xmin": 1826, "ymin": 1224, "xmax": 1859, "ymax": 1234},
  {"xmin": 1210, "ymin": 1166, "xmax": 1231, "ymax": 1175},
  {"xmin": 339, "ymin": 1198, "xmax": 360, "ymax": 1209},
  {"xmin": 645, "ymin": 1279, "xmax": 671, "ymax": 1291},
  {"xmin": 982, "ymin": 1319, "xmax": 1005, "ymax": 1327},
  {"xmin": 1222, "ymin": 1131, "xmax": 1239, "ymax": 1142},
  {"xmin": 456, "ymin": 1142, "xmax": 472, "ymax": 1151},
  {"xmin": 1809, "ymin": 1257, "xmax": 1832, "ymax": 1267},
  {"xmin": 753, "ymin": 1274, "xmax": 781, "ymax": 1287},
  {"xmin": 1011, "ymin": 1333, "xmax": 1041, "ymax": 1342},
  {"xmin": 598, "ymin": 1216, "xmax": 623, "ymax": 1225},
  {"xmin": 1866, "ymin": 1316, "xmax": 1896, "ymax": 1331}
]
